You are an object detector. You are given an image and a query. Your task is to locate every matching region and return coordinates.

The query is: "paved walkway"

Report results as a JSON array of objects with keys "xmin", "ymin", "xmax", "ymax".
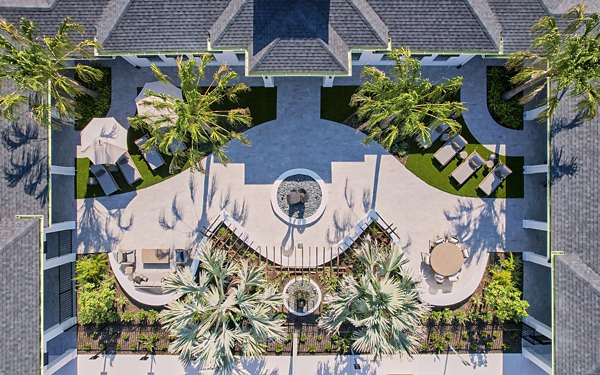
[
  {"xmin": 76, "ymin": 74, "xmax": 541, "ymax": 306},
  {"xmin": 75, "ymin": 353, "xmax": 547, "ymax": 375}
]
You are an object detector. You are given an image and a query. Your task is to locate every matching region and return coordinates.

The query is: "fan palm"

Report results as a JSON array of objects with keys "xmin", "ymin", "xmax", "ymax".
[
  {"xmin": 0, "ymin": 17, "xmax": 103, "ymax": 126},
  {"xmin": 159, "ymin": 242, "xmax": 285, "ymax": 373},
  {"xmin": 129, "ymin": 55, "xmax": 252, "ymax": 174},
  {"xmin": 318, "ymin": 239, "xmax": 428, "ymax": 358},
  {"xmin": 351, "ymin": 48, "xmax": 465, "ymax": 149},
  {"xmin": 505, "ymin": 4, "xmax": 600, "ymax": 120}
]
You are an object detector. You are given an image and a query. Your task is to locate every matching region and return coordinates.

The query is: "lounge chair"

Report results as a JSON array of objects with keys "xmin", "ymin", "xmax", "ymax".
[
  {"xmin": 89, "ymin": 164, "xmax": 119, "ymax": 196},
  {"xmin": 116, "ymin": 152, "xmax": 142, "ymax": 185},
  {"xmin": 417, "ymin": 123, "xmax": 449, "ymax": 149},
  {"xmin": 478, "ymin": 164, "xmax": 513, "ymax": 196},
  {"xmin": 135, "ymin": 135, "xmax": 165, "ymax": 170},
  {"xmin": 433, "ymin": 135, "xmax": 468, "ymax": 167},
  {"xmin": 169, "ymin": 138, "xmax": 187, "ymax": 153},
  {"xmin": 451, "ymin": 151, "xmax": 484, "ymax": 185}
]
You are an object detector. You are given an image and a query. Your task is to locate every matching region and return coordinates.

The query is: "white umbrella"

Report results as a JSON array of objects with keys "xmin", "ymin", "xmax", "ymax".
[
  {"xmin": 135, "ymin": 81, "xmax": 182, "ymax": 128},
  {"xmin": 79, "ymin": 117, "xmax": 129, "ymax": 165}
]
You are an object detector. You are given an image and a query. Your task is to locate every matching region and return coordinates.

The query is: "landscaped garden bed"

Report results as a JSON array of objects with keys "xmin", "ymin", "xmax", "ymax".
[
  {"xmin": 74, "ymin": 65, "xmax": 111, "ymax": 130},
  {"xmin": 321, "ymin": 86, "xmax": 524, "ymax": 198},
  {"xmin": 487, "ymin": 66, "xmax": 524, "ymax": 130}
]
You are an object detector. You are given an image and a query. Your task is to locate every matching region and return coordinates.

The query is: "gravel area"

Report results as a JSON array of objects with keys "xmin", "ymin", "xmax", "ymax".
[{"xmin": 276, "ymin": 174, "xmax": 322, "ymax": 218}]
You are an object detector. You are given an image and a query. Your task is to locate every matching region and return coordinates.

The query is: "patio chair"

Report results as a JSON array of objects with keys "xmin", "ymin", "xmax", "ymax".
[
  {"xmin": 135, "ymin": 135, "xmax": 165, "ymax": 171},
  {"xmin": 433, "ymin": 135, "xmax": 468, "ymax": 167},
  {"xmin": 448, "ymin": 274, "xmax": 460, "ymax": 282},
  {"xmin": 421, "ymin": 252, "xmax": 431, "ymax": 265},
  {"xmin": 434, "ymin": 237, "xmax": 445, "ymax": 245},
  {"xmin": 450, "ymin": 151, "xmax": 484, "ymax": 185},
  {"xmin": 116, "ymin": 152, "xmax": 142, "ymax": 185},
  {"xmin": 89, "ymin": 164, "xmax": 120, "ymax": 196},
  {"xmin": 477, "ymin": 164, "xmax": 513, "ymax": 196},
  {"xmin": 462, "ymin": 248, "xmax": 470, "ymax": 258},
  {"xmin": 417, "ymin": 123, "xmax": 449, "ymax": 149},
  {"xmin": 434, "ymin": 274, "xmax": 444, "ymax": 284},
  {"xmin": 116, "ymin": 249, "xmax": 136, "ymax": 266},
  {"xmin": 448, "ymin": 236, "xmax": 460, "ymax": 244},
  {"xmin": 132, "ymin": 273, "xmax": 149, "ymax": 284}
]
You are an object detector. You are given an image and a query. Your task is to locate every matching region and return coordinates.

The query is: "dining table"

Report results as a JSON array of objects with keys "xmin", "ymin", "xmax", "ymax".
[{"xmin": 430, "ymin": 242, "xmax": 464, "ymax": 276}]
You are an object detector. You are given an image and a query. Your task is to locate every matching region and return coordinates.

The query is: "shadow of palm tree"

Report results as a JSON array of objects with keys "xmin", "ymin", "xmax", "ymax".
[
  {"xmin": 77, "ymin": 199, "xmax": 126, "ymax": 253},
  {"xmin": 550, "ymin": 147, "xmax": 578, "ymax": 185},
  {"xmin": 2, "ymin": 121, "xmax": 48, "ymax": 206},
  {"xmin": 326, "ymin": 209, "xmax": 353, "ymax": 244}
]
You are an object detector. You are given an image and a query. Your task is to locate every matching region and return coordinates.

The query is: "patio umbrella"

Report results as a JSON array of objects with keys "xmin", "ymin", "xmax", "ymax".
[
  {"xmin": 79, "ymin": 117, "xmax": 129, "ymax": 165},
  {"xmin": 135, "ymin": 81, "xmax": 182, "ymax": 128}
]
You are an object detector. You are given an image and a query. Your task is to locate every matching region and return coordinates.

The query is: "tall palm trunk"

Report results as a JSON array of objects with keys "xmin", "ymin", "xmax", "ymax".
[
  {"xmin": 502, "ymin": 72, "xmax": 548, "ymax": 100},
  {"xmin": 67, "ymin": 78, "xmax": 99, "ymax": 98}
]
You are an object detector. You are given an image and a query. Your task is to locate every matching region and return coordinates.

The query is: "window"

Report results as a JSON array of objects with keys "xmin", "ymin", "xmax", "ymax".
[
  {"xmin": 138, "ymin": 55, "xmax": 164, "ymax": 63},
  {"xmin": 351, "ymin": 52, "xmax": 362, "ymax": 61},
  {"xmin": 165, "ymin": 54, "xmax": 190, "ymax": 61},
  {"xmin": 433, "ymin": 54, "xmax": 460, "ymax": 62},
  {"xmin": 236, "ymin": 52, "xmax": 246, "ymax": 62}
]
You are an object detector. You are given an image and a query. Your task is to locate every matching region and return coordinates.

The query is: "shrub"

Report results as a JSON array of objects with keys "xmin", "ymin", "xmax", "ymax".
[
  {"xmin": 330, "ymin": 334, "xmax": 339, "ymax": 342},
  {"xmin": 115, "ymin": 343, "xmax": 121, "ymax": 351},
  {"xmin": 98, "ymin": 342, "xmax": 106, "ymax": 351},
  {"xmin": 441, "ymin": 308, "xmax": 454, "ymax": 325},
  {"xmin": 90, "ymin": 331, "xmax": 99, "ymax": 340},
  {"xmin": 130, "ymin": 343, "xmax": 137, "ymax": 351},
  {"xmin": 122, "ymin": 333, "xmax": 129, "ymax": 341},
  {"xmin": 453, "ymin": 311, "xmax": 469, "ymax": 325},
  {"xmin": 160, "ymin": 344, "xmax": 169, "ymax": 352},
  {"xmin": 116, "ymin": 297, "xmax": 128, "ymax": 312},
  {"xmin": 429, "ymin": 310, "xmax": 443, "ymax": 324},
  {"xmin": 146, "ymin": 310, "xmax": 160, "ymax": 325},
  {"xmin": 74, "ymin": 65, "xmax": 111, "ymax": 130},
  {"xmin": 275, "ymin": 345, "xmax": 283, "ymax": 355},
  {"xmin": 469, "ymin": 343, "xmax": 478, "ymax": 352},
  {"xmin": 324, "ymin": 343, "xmax": 332, "ymax": 353},
  {"xmin": 485, "ymin": 341, "xmax": 494, "ymax": 350},
  {"xmin": 485, "ymin": 254, "xmax": 529, "ymax": 323},
  {"xmin": 277, "ymin": 312, "xmax": 287, "ymax": 320},
  {"xmin": 461, "ymin": 332, "xmax": 469, "ymax": 341},
  {"xmin": 486, "ymin": 66, "xmax": 523, "ymax": 130},
  {"xmin": 299, "ymin": 334, "xmax": 307, "ymax": 343},
  {"xmin": 308, "ymin": 345, "xmax": 316, "ymax": 354},
  {"xmin": 82, "ymin": 343, "xmax": 91, "ymax": 351},
  {"xmin": 454, "ymin": 342, "xmax": 463, "ymax": 350},
  {"xmin": 78, "ymin": 279, "xmax": 118, "ymax": 325},
  {"xmin": 74, "ymin": 255, "xmax": 109, "ymax": 286},
  {"xmin": 120, "ymin": 311, "xmax": 135, "ymax": 324},
  {"xmin": 493, "ymin": 331, "xmax": 501, "ymax": 339},
  {"xmin": 316, "ymin": 334, "xmax": 323, "ymax": 342}
]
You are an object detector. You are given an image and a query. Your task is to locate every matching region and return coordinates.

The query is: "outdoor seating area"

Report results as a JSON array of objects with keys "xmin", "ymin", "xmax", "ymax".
[
  {"xmin": 434, "ymin": 135, "xmax": 468, "ymax": 167},
  {"xmin": 417, "ymin": 123, "xmax": 450, "ymax": 149},
  {"xmin": 479, "ymin": 163, "xmax": 513, "ymax": 196},
  {"xmin": 423, "ymin": 235, "xmax": 467, "ymax": 284}
]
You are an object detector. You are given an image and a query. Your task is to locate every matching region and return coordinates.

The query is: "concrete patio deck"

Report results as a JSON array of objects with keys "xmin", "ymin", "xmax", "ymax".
[{"xmin": 76, "ymin": 75, "xmax": 537, "ymax": 306}]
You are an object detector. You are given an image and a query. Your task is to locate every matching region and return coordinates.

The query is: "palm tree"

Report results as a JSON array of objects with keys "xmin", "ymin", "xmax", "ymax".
[
  {"xmin": 159, "ymin": 242, "xmax": 285, "ymax": 373},
  {"xmin": 0, "ymin": 17, "xmax": 103, "ymax": 126},
  {"xmin": 351, "ymin": 48, "xmax": 465, "ymax": 150},
  {"xmin": 505, "ymin": 4, "xmax": 600, "ymax": 120},
  {"xmin": 129, "ymin": 55, "xmax": 252, "ymax": 174},
  {"xmin": 318, "ymin": 238, "xmax": 429, "ymax": 358}
]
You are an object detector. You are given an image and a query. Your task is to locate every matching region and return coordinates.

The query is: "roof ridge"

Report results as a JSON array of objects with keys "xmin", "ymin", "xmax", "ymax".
[
  {"xmin": 248, "ymin": 37, "xmax": 279, "ymax": 72},
  {"xmin": 558, "ymin": 254, "xmax": 600, "ymax": 294},
  {"xmin": 462, "ymin": 0, "xmax": 503, "ymax": 52},
  {"xmin": 347, "ymin": 0, "xmax": 388, "ymax": 45},
  {"xmin": 96, "ymin": 0, "xmax": 132, "ymax": 46},
  {"xmin": 321, "ymin": 26, "xmax": 349, "ymax": 72},
  {"xmin": 209, "ymin": 0, "xmax": 248, "ymax": 46}
]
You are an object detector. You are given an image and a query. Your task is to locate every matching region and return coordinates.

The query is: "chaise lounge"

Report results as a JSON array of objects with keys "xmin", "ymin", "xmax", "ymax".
[
  {"xmin": 433, "ymin": 135, "xmax": 468, "ymax": 167},
  {"xmin": 116, "ymin": 152, "xmax": 142, "ymax": 185},
  {"xmin": 135, "ymin": 135, "xmax": 165, "ymax": 170},
  {"xmin": 89, "ymin": 164, "xmax": 120, "ymax": 195},
  {"xmin": 417, "ymin": 123, "xmax": 449, "ymax": 149},
  {"xmin": 451, "ymin": 151, "xmax": 485, "ymax": 185},
  {"xmin": 478, "ymin": 164, "xmax": 513, "ymax": 196}
]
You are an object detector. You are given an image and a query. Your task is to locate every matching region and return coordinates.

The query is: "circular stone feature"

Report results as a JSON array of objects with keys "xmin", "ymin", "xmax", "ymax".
[
  {"xmin": 282, "ymin": 278, "xmax": 322, "ymax": 316},
  {"xmin": 276, "ymin": 174, "xmax": 322, "ymax": 219},
  {"xmin": 271, "ymin": 168, "xmax": 328, "ymax": 226}
]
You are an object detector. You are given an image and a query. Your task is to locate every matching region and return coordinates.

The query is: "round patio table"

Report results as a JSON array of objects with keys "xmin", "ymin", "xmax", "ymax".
[{"xmin": 430, "ymin": 242, "xmax": 464, "ymax": 276}]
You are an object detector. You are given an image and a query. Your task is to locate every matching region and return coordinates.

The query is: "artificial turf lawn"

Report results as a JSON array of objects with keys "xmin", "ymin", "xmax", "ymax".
[
  {"xmin": 321, "ymin": 86, "xmax": 525, "ymax": 198},
  {"xmin": 76, "ymin": 87, "xmax": 277, "ymax": 199}
]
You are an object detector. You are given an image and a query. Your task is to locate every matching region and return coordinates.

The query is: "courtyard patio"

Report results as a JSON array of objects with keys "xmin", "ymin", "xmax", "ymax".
[{"xmin": 75, "ymin": 70, "xmax": 535, "ymax": 307}]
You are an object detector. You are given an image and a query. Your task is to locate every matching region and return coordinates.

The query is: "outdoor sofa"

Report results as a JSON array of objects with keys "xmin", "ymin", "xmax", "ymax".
[
  {"xmin": 135, "ymin": 135, "xmax": 165, "ymax": 170},
  {"xmin": 89, "ymin": 164, "xmax": 120, "ymax": 195},
  {"xmin": 433, "ymin": 135, "xmax": 468, "ymax": 167},
  {"xmin": 451, "ymin": 151, "xmax": 484, "ymax": 185},
  {"xmin": 417, "ymin": 123, "xmax": 449, "ymax": 149},
  {"xmin": 478, "ymin": 164, "xmax": 513, "ymax": 196},
  {"xmin": 116, "ymin": 152, "xmax": 142, "ymax": 185}
]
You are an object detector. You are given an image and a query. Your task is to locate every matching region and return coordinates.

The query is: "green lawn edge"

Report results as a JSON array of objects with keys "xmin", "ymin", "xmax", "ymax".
[
  {"xmin": 321, "ymin": 86, "xmax": 524, "ymax": 199},
  {"xmin": 76, "ymin": 87, "xmax": 277, "ymax": 199}
]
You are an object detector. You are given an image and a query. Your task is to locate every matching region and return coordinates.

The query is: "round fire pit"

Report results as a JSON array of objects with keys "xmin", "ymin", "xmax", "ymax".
[
  {"xmin": 271, "ymin": 168, "xmax": 327, "ymax": 226},
  {"xmin": 282, "ymin": 278, "xmax": 322, "ymax": 316}
]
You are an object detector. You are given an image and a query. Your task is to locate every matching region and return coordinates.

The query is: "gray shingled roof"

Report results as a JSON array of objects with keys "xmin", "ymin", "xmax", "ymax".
[
  {"xmin": 554, "ymin": 255, "xmax": 600, "ymax": 374},
  {"xmin": 0, "ymin": 89, "xmax": 47, "ymax": 375},
  {"xmin": 551, "ymin": 91, "xmax": 600, "ymax": 373},
  {"xmin": 368, "ymin": 0, "xmax": 497, "ymax": 52}
]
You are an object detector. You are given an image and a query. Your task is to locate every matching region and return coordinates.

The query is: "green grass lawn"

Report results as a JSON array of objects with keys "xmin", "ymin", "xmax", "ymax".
[
  {"xmin": 321, "ymin": 86, "xmax": 524, "ymax": 198},
  {"xmin": 76, "ymin": 87, "xmax": 277, "ymax": 199}
]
